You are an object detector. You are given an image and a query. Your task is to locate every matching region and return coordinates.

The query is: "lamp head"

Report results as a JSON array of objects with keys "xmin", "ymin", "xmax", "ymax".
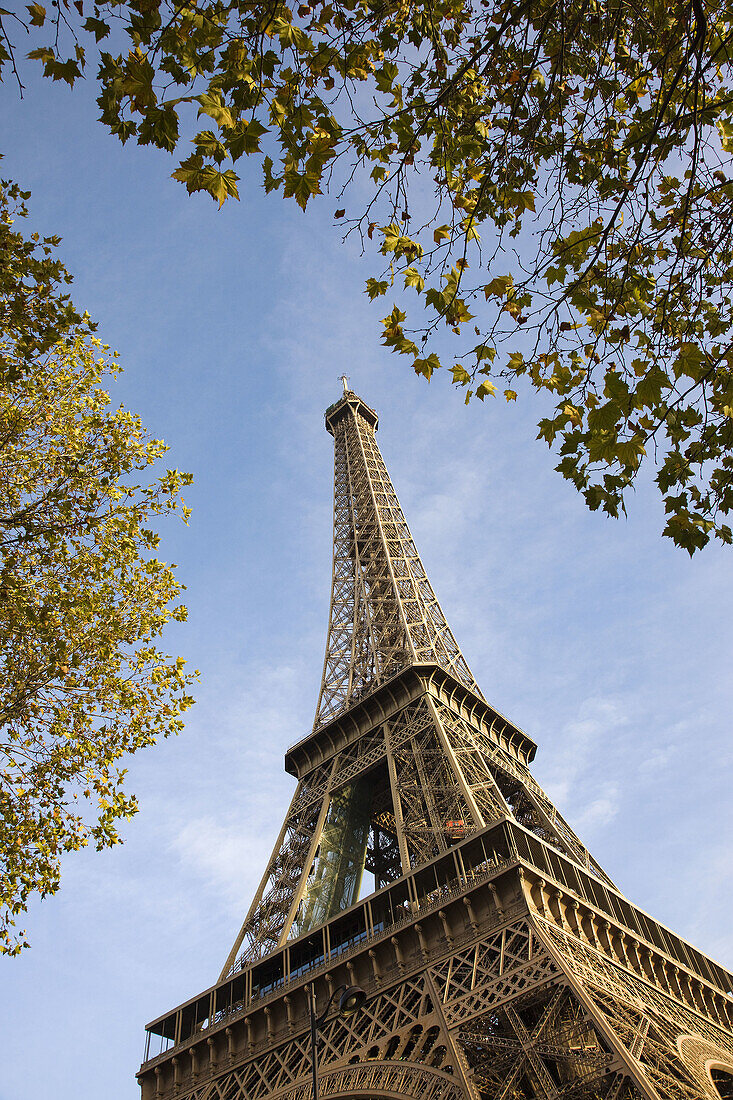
[{"xmin": 338, "ymin": 985, "xmax": 366, "ymax": 1017}]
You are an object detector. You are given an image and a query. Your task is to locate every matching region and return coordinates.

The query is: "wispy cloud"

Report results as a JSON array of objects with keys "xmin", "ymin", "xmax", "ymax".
[
  {"xmin": 574, "ymin": 791, "xmax": 620, "ymax": 833},
  {"xmin": 167, "ymin": 815, "xmax": 274, "ymax": 920},
  {"xmin": 534, "ymin": 696, "xmax": 628, "ymax": 839}
]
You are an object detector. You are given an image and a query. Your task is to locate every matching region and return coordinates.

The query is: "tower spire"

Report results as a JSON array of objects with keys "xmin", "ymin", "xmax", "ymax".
[{"xmin": 314, "ymin": 388, "xmax": 482, "ymax": 730}]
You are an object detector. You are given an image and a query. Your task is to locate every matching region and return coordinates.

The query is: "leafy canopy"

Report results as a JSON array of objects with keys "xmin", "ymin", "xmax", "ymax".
[
  {"xmin": 0, "ymin": 175, "xmax": 95, "ymax": 384},
  {"xmin": 0, "ymin": 180, "xmax": 195, "ymax": 954},
  {"xmin": 4, "ymin": 0, "xmax": 733, "ymax": 551}
]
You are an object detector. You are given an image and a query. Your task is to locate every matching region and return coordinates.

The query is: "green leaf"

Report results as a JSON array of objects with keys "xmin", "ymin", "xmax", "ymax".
[
  {"xmin": 82, "ymin": 16, "xmax": 110, "ymax": 42},
  {"xmin": 27, "ymin": 46, "xmax": 55, "ymax": 65},
  {"xmin": 262, "ymin": 156, "xmax": 281, "ymax": 194},
  {"xmin": 138, "ymin": 106, "xmax": 179, "ymax": 152},
  {"xmin": 283, "ymin": 168, "xmax": 321, "ymax": 210},
  {"xmin": 121, "ymin": 49, "xmax": 157, "ymax": 110},
  {"xmin": 171, "ymin": 157, "xmax": 240, "ymax": 206},
  {"xmin": 366, "ymin": 278, "xmax": 389, "ymax": 299},
  {"xmin": 716, "ymin": 116, "xmax": 733, "ymax": 153},
  {"xmin": 26, "ymin": 3, "xmax": 46, "ymax": 27},
  {"xmin": 196, "ymin": 92, "xmax": 235, "ymax": 130},
  {"xmin": 27, "ymin": 48, "xmax": 81, "ymax": 85},
  {"xmin": 403, "ymin": 267, "xmax": 424, "ymax": 293},
  {"xmin": 412, "ymin": 353, "xmax": 441, "ymax": 379},
  {"xmin": 483, "ymin": 275, "xmax": 513, "ymax": 299},
  {"xmin": 194, "ymin": 130, "xmax": 228, "ymax": 162},
  {"xmin": 451, "ymin": 364, "xmax": 471, "ymax": 385},
  {"xmin": 208, "ymin": 169, "xmax": 240, "ymax": 208},
  {"xmin": 227, "ymin": 120, "xmax": 268, "ymax": 161}
]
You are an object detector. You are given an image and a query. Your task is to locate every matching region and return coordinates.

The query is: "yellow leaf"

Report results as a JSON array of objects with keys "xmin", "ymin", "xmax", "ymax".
[{"xmin": 476, "ymin": 380, "xmax": 496, "ymax": 400}]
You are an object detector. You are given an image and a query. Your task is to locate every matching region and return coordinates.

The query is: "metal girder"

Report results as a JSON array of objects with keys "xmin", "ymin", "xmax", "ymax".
[{"xmin": 314, "ymin": 391, "xmax": 482, "ymax": 730}]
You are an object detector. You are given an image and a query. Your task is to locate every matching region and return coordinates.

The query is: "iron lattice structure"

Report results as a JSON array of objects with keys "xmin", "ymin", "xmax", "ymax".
[
  {"xmin": 138, "ymin": 390, "xmax": 733, "ymax": 1100},
  {"xmin": 314, "ymin": 392, "xmax": 481, "ymax": 728}
]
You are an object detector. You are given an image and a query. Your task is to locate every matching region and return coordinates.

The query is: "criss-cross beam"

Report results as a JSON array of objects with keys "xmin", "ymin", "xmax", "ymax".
[{"xmin": 314, "ymin": 390, "xmax": 482, "ymax": 730}]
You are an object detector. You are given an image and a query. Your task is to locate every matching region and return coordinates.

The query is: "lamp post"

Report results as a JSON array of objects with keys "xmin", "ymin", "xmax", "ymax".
[{"xmin": 308, "ymin": 983, "xmax": 366, "ymax": 1100}]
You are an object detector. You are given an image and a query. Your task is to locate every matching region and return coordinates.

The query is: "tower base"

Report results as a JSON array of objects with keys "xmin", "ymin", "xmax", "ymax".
[{"xmin": 138, "ymin": 823, "xmax": 733, "ymax": 1100}]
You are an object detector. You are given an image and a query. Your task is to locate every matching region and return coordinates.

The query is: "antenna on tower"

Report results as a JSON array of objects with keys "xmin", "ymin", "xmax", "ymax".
[{"xmin": 339, "ymin": 374, "xmax": 349, "ymax": 394}]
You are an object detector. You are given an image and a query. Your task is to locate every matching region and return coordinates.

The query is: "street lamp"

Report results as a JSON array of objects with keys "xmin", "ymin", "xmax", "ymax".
[{"xmin": 308, "ymin": 983, "xmax": 367, "ymax": 1100}]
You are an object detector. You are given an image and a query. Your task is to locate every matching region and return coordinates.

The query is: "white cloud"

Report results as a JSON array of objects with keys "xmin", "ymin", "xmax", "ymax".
[
  {"xmin": 539, "ymin": 695, "xmax": 629, "ymax": 812},
  {"xmin": 575, "ymin": 789, "xmax": 620, "ymax": 832},
  {"xmin": 636, "ymin": 744, "xmax": 676, "ymax": 776},
  {"xmin": 167, "ymin": 815, "xmax": 274, "ymax": 920}
]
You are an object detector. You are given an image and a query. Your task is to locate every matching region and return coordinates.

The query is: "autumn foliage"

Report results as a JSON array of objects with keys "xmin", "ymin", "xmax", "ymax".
[
  {"xmin": 3, "ymin": 0, "xmax": 733, "ymax": 550},
  {"xmin": 0, "ymin": 181, "xmax": 194, "ymax": 953}
]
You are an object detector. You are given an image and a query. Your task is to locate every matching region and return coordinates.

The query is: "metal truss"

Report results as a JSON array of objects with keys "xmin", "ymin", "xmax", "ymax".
[
  {"xmin": 221, "ymin": 683, "xmax": 616, "ymax": 974},
  {"xmin": 141, "ymin": 388, "xmax": 733, "ymax": 1100},
  {"xmin": 535, "ymin": 915, "xmax": 733, "ymax": 1100},
  {"xmin": 142, "ymin": 863, "xmax": 733, "ymax": 1100},
  {"xmin": 314, "ymin": 390, "xmax": 481, "ymax": 729},
  {"xmin": 432, "ymin": 699, "xmax": 613, "ymax": 888}
]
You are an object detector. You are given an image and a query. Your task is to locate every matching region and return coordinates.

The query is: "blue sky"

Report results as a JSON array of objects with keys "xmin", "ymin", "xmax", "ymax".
[{"xmin": 1, "ymin": 64, "xmax": 733, "ymax": 1100}]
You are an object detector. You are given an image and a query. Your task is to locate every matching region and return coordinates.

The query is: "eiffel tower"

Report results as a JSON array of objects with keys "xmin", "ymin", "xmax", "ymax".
[{"xmin": 138, "ymin": 386, "xmax": 733, "ymax": 1100}]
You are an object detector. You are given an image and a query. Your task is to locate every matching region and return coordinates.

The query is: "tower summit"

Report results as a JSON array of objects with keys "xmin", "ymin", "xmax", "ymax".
[
  {"xmin": 315, "ymin": 386, "xmax": 481, "ymax": 730},
  {"xmin": 138, "ymin": 391, "xmax": 733, "ymax": 1100}
]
